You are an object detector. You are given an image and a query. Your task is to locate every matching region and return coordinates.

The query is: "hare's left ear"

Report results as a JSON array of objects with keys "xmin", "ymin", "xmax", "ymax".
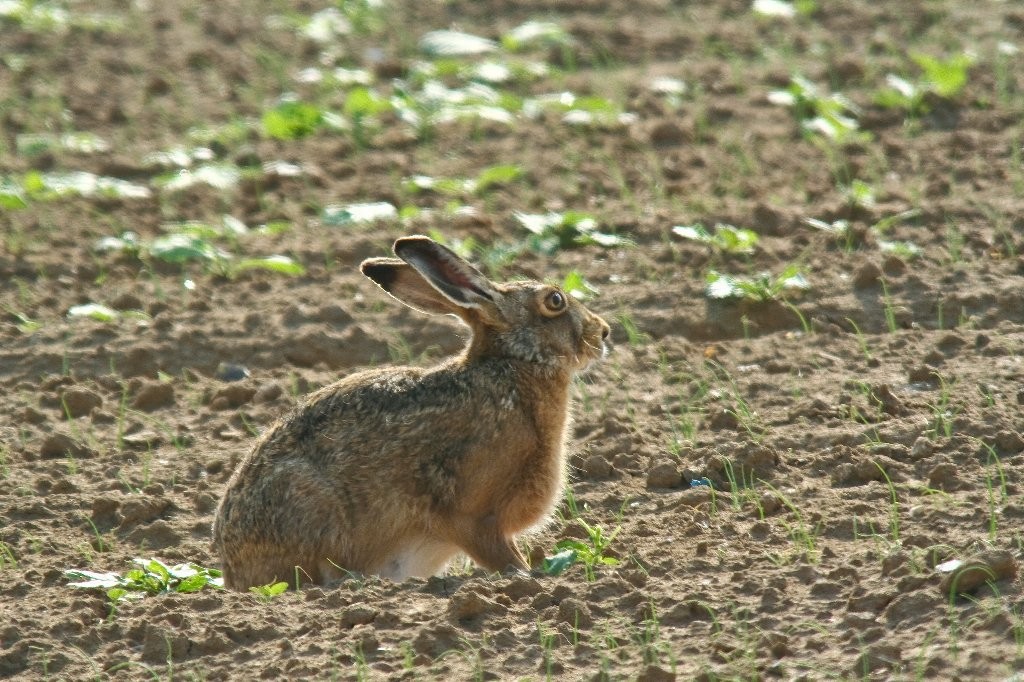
[
  {"xmin": 360, "ymin": 258, "xmax": 464, "ymax": 316},
  {"xmin": 392, "ymin": 236, "xmax": 500, "ymax": 310}
]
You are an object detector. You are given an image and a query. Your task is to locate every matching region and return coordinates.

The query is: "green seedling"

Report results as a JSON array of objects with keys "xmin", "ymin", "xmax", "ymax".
[
  {"xmin": 672, "ymin": 223, "xmax": 759, "ymax": 255},
  {"xmin": 768, "ymin": 75, "xmax": 866, "ymax": 143},
  {"xmin": 926, "ymin": 376, "xmax": 960, "ymax": 439},
  {"xmin": 419, "ymin": 29, "xmax": 497, "ymax": 57},
  {"xmin": 0, "ymin": 541, "xmax": 16, "ymax": 569},
  {"xmin": 67, "ymin": 303, "xmax": 122, "ymax": 323},
  {"xmin": 543, "ymin": 518, "xmax": 620, "ymax": 581},
  {"xmin": 842, "ymin": 178, "xmax": 875, "ymax": 209},
  {"xmin": 5, "ymin": 309, "xmax": 40, "ymax": 333},
  {"xmin": 249, "ymin": 580, "xmax": 289, "ymax": 601},
  {"xmin": 501, "ymin": 20, "xmax": 570, "ymax": 52},
  {"xmin": 803, "ymin": 217, "xmax": 855, "ymax": 250},
  {"xmin": 95, "ymin": 218, "xmax": 305, "ymax": 279},
  {"xmin": 157, "ymin": 163, "xmax": 241, "ymax": 192},
  {"xmin": 705, "ymin": 265, "xmax": 809, "ymax": 301},
  {"xmin": 322, "ymin": 201, "xmax": 397, "ymax": 226},
  {"xmin": 9, "ymin": 170, "xmax": 151, "ymax": 201},
  {"xmin": 515, "ymin": 211, "xmax": 633, "ymax": 253},
  {"xmin": 344, "ymin": 86, "xmax": 392, "ymax": 146},
  {"xmin": 66, "ymin": 558, "xmax": 223, "ymax": 604},
  {"xmin": 262, "ymin": 99, "xmax": 323, "ymax": 140},
  {"xmin": 563, "ymin": 271, "xmax": 599, "ymax": 300},
  {"xmin": 0, "ymin": 1, "xmax": 124, "ymax": 33},
  {"xmin": 405, "ymin": 164, "xmax": 523, "ymax": 197},
  {"xmin": 0, "ymin": 179, "xmax": 28, "ymax": 209},
  {"xmin": 876, "ymin": 52, "xmax": 975, "ymax": 116},
  {"xmin": 880, "ymin": 278, "xmax": 898, "ymax": 333},
  {"xmin": 617, "ymin": 312, "xmax": 648, "ymax": 346},
  {"xmin": 16, "ymin": 131, "xmax": 109, "ymax": 156},
  {"xmin": 877, "ymin": 239, "xmax": 922, "ymax": 260}
]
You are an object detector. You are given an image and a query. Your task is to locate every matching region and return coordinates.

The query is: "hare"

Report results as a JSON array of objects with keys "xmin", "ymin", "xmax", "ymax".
[{"xmin": 213, "ymin": 235, "xmax": 610, "ymax": 589}]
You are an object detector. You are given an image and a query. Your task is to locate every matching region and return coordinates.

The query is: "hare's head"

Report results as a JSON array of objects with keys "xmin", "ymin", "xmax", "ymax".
[{"xmin": 361, "ymin": 236, "xmax": 610, "ymax": 370}]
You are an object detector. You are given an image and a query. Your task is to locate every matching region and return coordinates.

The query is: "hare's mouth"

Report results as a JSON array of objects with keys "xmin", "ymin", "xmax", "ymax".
[{"xmin": 577, "ymin": 333, "xmax": 608, "ymax": 367}]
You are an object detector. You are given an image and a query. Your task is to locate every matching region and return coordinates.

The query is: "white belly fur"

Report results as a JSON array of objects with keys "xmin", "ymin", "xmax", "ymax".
[{"xmin": 376, "ymin": 538, "xmax": 459, "ymax": 580}]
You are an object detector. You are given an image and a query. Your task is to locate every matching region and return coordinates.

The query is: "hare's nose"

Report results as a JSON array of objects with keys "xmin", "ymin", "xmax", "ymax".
[{"xmin": 600, "ymin": 321, "xmax": 611, "ymax": 341}]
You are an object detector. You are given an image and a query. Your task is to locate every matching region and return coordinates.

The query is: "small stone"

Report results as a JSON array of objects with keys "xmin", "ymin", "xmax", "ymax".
[
  {"xmin": 854, "ymin": 643, "xmax": 901, "ymax": 674},
  {"xmin": 21, "ymin": 406, "xmax": 46, "ymax": 424},
  {"xmin": 132, "ymin": 381, "xmax": 175, "ymax": 412},
  {"xmin": 119, "ymin": 497, "xmax": 170, "ymax": 528},
  {"xmin": 342, "ymin": 603, "xmax": 378, "ymax": 627},
  {"xmin": 706, "ymin": 409, "xmax": 738, "ymax": 430},
  {"xmin": 40, "ymin": 432, "xmax": 95, "ymax": 459},
  {"xmin": 254, "ymin": 381, "xmax": 284, "ymax": 403},
  {"xmin": 881, "ymin": 255, "xmax": 906, "ymax": 276},
  {"xmin": 447, "ymin": 588, "xmax": 501, "ymax": 621},
  {"xmin": 121, "ymin": 430, "xmax": 164, "ymax": 449},
  {"xmin": 580, "ymin": 454, "xmax": 613, "ymax": 480},
  {"xmin": 646, "ymin": 459, "xmax": 681, "ymax": 489},
  {"xmin": 909, "ymin": 436, "xmax": 932, "ymax": 460},
  {"xmin": 927, "ymin": 462, "xmax": 958, "ymax": 491},
  {"xmin": 853, "ymin": 262, "xmax": 883, "ymax": 289},
  {"xmin": 124, "ymin": 519, "xmax": 181, "ymax": 548},
  {"xmin": 881, "ymin": 551, "xmax": 909, "ymax": 576},
  {"xmin": 871, "ymin": 384, "xmax": 906, "ymax": 416},
  {"xmin": 59, "ymin": 386, "xmax": 103, "ymax": 417},
  {"xmin": 110, "ymin": 292, "xmax": 144, "ymax": 311},
  {"xmin": 675, "ymin": 486, "xmax": 714, "ymax": 508},
  {"xmin": 636, "ymin": 664, "xmax": 676, "ymax": 682},
  {"xmin": 142, "ymin": 624, "xmax": 188, "ymax": 663},
  {"xmin": 908, "ymin": 365, "xmax": 938, "ymax": 384},
  {"xmin": 315, "ymin": 304, "xmax": 354, "ymax": 327},
  {"xmin": 194, "ymin": 492, "xmax": 217, "ymax": 514},
  {"xmin": 939, "ymin": 550, "xmax": 1017, "ymax": 596},
  {"xmin": 215, "ymin": 362, "xmax": 250, "ymax": 382},
  {"xmin": 210, "ymin": 383, "xmax": 256, "ymax": 409},
  {"xmin": 557, "ymin": 597, "xmax": 593, "ymax": 629},
  {"xmin": 648, "ymin": 121, "xmax": 688, "ymax": 147},
  {"xmin": 994, "ymin": 430, "xmax": 1024, "ymax": 455}
]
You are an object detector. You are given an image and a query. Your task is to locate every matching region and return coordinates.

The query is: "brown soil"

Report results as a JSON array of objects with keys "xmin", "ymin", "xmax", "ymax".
[{"xmin": 2, "ymin": 1, "xmax": 1024, "ymax": 680}]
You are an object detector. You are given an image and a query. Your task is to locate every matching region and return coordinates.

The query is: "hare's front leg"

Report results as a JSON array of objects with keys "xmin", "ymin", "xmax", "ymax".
[{"xmin": 451, "ymin": 514, "xmax": 529, "ymax": 574}]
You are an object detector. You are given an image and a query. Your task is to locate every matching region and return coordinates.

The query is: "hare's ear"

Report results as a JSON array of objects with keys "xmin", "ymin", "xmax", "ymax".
[
  {"xmin": 360, "ymin": 257, "xmax": 462, "ymax": 315},
  {"xmin": 392, "ymin": 236, "xmax": 499, "ymax": 310}
]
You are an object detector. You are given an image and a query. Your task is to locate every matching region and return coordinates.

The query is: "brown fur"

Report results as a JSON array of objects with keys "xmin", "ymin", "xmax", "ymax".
[{"xmin": 213, "ymin": 236, "xmax": 609, "ymax": 589}]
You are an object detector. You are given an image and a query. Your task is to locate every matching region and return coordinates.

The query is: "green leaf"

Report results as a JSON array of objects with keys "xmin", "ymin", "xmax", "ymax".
[
  {"xmin": 148, "ymin": 234, "xmax": 227, "ymax": 264},
  {"xmin": 562, "ymin": 270, "xmax": 599, "ymax": 300},
  {"xmin": 672, "ymin": 224, "xmax": 712, "ymax": 243},
  {"xmin": 554, "ymin": 539, "xmax": 590, "ymax": 553},
  {"xmin": 176, "ymin": 574, "xmax": 210, "ymax": 593},
  {"xmin": 65, "ymin": 569, "xmax": 123, "ymax": 589},
  {"xmin": 94, "ymin": 231, "xmax": 141, "ymax": 253},
  {"xmin": 344, "ymin": 87, "xmax": 391, "ymax": 118},
  {"xmin": 144, "ymin": 559, "xmax": 171, "ymax": 585},
  {"xmin": 262, "ymin": 100, "xmax": 323, "ymax": 140},
  {"xmin": 106, "ymin": 587, "xmax": 129, "ymax": 602},
  {"xmin": 233, "ymin": 255, "xmax": 306, "ymax": 276},
  {"xmin": 501, "ymin": 20, "xmax": 570, "ymax": 52},
  {"xmin": 322, "ymin": 201, "xmax": 397, "ymax": 225},
  {"xmin": 540, "ymin": 549, "xmax": 578, "ymax": 576},
  {"xmin": 419, "ymin": 29, "xmax": 497, "ymax": 57},
  {"xmin": 0, "ymin": 181, "xmax": 27, "ymax": 209},
  {"xmin": 249, "ymin": 581, "xmax": 289, "ymax": 599},
  {"xmin": 473, "ymin": 164, "xmax": 523, "ymax": 193},
  {"xmin": 67, "ymin": 303, "xmax": 120, "ymax": 322},
  {"xmin": 912, "ymin": 52, "xmax": 973, "ymax": 98}
]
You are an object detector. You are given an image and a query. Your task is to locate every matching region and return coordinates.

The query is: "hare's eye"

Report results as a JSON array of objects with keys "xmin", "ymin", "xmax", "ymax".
[{"xmin": 544, "ymin": 291, "xmax": 566, "ymax": 312}]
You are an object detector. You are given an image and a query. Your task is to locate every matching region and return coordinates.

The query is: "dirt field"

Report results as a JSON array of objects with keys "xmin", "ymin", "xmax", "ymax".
[{"xmin": 2, "ymin": 1, "xmax": 1023, "ymax": 679}]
